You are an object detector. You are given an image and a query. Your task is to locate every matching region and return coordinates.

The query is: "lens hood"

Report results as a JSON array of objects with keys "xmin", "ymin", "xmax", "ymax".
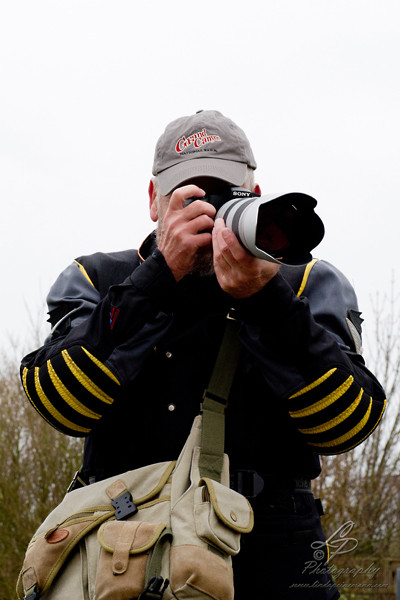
[{"xmin": 216, "ymin": 192, "xmax": 325, "ymax": 266}]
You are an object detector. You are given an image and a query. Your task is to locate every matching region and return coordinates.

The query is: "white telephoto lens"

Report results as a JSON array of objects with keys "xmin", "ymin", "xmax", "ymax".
[{"xmin": 216, "ymin": 195, "xmax": 284, "ymax": 264}]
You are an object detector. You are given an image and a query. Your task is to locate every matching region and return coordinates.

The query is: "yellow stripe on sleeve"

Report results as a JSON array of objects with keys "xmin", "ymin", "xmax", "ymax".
[
  {"xmin": 333, "ymin": 398, "xmax": 387, "ymax": 454},
  {"xmin": 81, "ymin": 347, "xmax": 120, "ymax": 385},
  {"xmin": 62, "ymin": 350, "xmax": 115, "ymax": 405},
  {"xmin": 297, "ymin": 258, "xmax": 319, "ymax": 297},
  {"xmin": 290, "ymin": 375, "xmax": 354, "ymax": 419},
  {"xmin": 289, "ymin": 369, "xmax": 337, "ymax": 399},
  {"xmin": 47, "ymin": 360, "xmax": 101, "ymax": 420},
  {"xmin": 309, "ymin": 398, "xmax": 372, "ymax": 449},
  {"xmin": 34, "ymin": 367, "xmax": 90, "ymax": 434},
  {"xmin": 299, "ymin": 388, "xmax": 363, "ymax": 435},
  {"xmin": 74, "ymin": 260, "xmax": 95, "ymax": 287},
  {"xmin": 22, "ymin": 368, "xmax": 63, "ymax": 432}
]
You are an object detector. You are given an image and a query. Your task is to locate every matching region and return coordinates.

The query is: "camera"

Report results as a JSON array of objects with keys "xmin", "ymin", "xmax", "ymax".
[{"xmin": 184, "ymin": 187, "xmax": 325, "ymax": 266}]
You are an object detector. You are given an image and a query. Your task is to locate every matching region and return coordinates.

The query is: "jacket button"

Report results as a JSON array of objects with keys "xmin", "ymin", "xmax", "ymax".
[
  {"xmin": 165, "ymin": 351, "xmax": 173, "ymax": 358},
  {"xmin": 168, "ymin": 404, "xmax": 176, "ymax": 412}
]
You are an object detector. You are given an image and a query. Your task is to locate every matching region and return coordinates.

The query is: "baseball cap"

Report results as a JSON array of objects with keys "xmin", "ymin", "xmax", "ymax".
[{"xmin": 152, "ymin": 110, "xmax": 257, "ymax": 195}]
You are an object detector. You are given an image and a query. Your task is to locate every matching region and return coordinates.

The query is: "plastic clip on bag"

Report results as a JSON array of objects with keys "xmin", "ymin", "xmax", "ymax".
[{"xmin": 17, "ymin": 314, "xmax": 253, "ymax": 600}]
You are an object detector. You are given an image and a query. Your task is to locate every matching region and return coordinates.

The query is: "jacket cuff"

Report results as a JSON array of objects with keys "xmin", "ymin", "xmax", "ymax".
[
  {"xmin": 236, "ymin": 273, "xmax": 297, "ymax": 325},
  {"xmin": 128, "ymin": 249, "xmax": 177, "ymax": 296}
]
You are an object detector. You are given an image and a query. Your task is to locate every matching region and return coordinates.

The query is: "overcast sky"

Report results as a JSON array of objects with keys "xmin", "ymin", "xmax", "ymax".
[{"xmin": 1, "ymin": 0, "xmax": 399, "ymax": 359}]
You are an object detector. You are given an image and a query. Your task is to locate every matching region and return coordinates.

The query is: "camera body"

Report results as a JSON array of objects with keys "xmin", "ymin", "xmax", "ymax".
[
  {"xmin": 184, "ymin": 186, "xmax": 259, "ymax": 212},
  {"xmin": 185, "ymin": 186, "xmax": 325, "ymax": 266}
]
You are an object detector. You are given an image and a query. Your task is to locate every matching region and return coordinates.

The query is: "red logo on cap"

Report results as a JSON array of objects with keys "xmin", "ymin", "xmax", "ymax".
[{"xmin": 175, "ymin": 128, "xmax": 221, "ymax": 153}]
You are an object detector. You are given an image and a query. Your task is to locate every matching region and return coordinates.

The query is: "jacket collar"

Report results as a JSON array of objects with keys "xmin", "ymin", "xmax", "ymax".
[{"xmin": 138, "ymin": 231, "xmax": 158, "ymax": 262}]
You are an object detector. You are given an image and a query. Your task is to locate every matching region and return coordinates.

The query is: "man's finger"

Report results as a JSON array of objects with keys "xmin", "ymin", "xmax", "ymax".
[
  {"xmin": 168, "ymin": 185, "xmax": 205, "ymax": 212},
  {"xmin": 213, "ymin": 218, "xmax": 248, "ymax": 265},
  {"xmin": 212, "ymin": 219, "xmax": 235, "ymax": 269},
  {"xmin": 184, "ymin": 198, "xmax": 216, "ymax": 220}
]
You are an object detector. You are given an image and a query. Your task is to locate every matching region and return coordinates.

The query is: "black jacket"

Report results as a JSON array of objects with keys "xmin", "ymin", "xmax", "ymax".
[{"xmin": 21, "ymin": 233, "xmax": 386, "ymax": 483}]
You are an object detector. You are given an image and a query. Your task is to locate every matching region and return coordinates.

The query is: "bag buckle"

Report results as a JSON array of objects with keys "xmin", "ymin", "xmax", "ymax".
[
  {"xmin": 138, "ymin": 575, "xmax": 169, "ymax": 600},
  {"xmin": 66, "ymin": 470, "xmax": 87, "ymax": 493},
  {"xmin": 112, "ymin": 491, "xmax": 138, "ymax": 520},
  {"xmin": 24, "ymin": 585, "xmax": 40, "ymax": 600},
  {"xmin": 227, "ymin": 307, "xmax": 238, "ymax": 321},
  {"xmin": 230, "ymin": 469, "xmax": 265, "ymax": 498}
]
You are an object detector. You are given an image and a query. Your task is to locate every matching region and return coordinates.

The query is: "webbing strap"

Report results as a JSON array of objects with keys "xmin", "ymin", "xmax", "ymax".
[
  {"xmin": 204, "ymin": 312, "xmax": 241, "ymax": 405},
  {"xmin": 199, "ymin": 313, "xmax": 241, "ymax": 481},
  {"xmin": 139, "ymin": 528, "xmax": 172, "ymax": 599},
  {"xmin": 145, "ymin": 527, "xmax": 172, "ymax": 582}
]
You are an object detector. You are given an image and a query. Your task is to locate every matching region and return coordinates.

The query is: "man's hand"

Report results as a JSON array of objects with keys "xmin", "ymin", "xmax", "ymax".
[
  {"xmin": 212, "ymin": 218, "xmax": 280, "ymax": 298},
  {"xmin": 157, "ymin": 185, "xmax": 216, "ymax": 281}
]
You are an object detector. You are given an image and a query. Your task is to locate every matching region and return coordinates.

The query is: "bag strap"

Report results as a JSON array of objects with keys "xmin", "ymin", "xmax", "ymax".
[{"xmin": 199, "ymin": 310, "xmax": 241, "ymax": 482}]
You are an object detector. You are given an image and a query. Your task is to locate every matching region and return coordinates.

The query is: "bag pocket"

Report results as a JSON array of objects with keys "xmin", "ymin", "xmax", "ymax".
[
  {"xmin": 95, "ymin": 520, "xmax": 168, "ymax": 600},
  {"xmin": 17, "ymin": 512, "xmax": 111, "ymax": 599},
  {"xmin": 194, "ymin": 477, "xmax": 254, "ymax": 556}
]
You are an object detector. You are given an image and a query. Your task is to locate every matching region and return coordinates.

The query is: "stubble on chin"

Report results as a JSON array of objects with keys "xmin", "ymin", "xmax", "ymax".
[
  {"xmin": 190, "ymin": 246, "xmax": 215, "ymax": 277},
  {"xmin": 155, "ymin": 223, "xmax": 214, "ymax": 278}
]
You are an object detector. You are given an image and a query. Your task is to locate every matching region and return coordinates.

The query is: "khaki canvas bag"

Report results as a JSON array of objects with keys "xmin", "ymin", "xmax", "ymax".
[{"xmin": 17, "ymin": 314, "xmax": 254, "ymax": 600}]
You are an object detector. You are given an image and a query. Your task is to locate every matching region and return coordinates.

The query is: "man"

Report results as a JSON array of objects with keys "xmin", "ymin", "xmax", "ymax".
[{"xmin": 21, "ymin": 110, "xmax": 386, "ymax": 598}]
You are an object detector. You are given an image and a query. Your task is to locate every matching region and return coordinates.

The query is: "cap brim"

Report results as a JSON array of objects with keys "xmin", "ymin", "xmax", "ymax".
[{"xmin": 157, "ymin": 158, "xmax": 248, "ymax": 195}]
